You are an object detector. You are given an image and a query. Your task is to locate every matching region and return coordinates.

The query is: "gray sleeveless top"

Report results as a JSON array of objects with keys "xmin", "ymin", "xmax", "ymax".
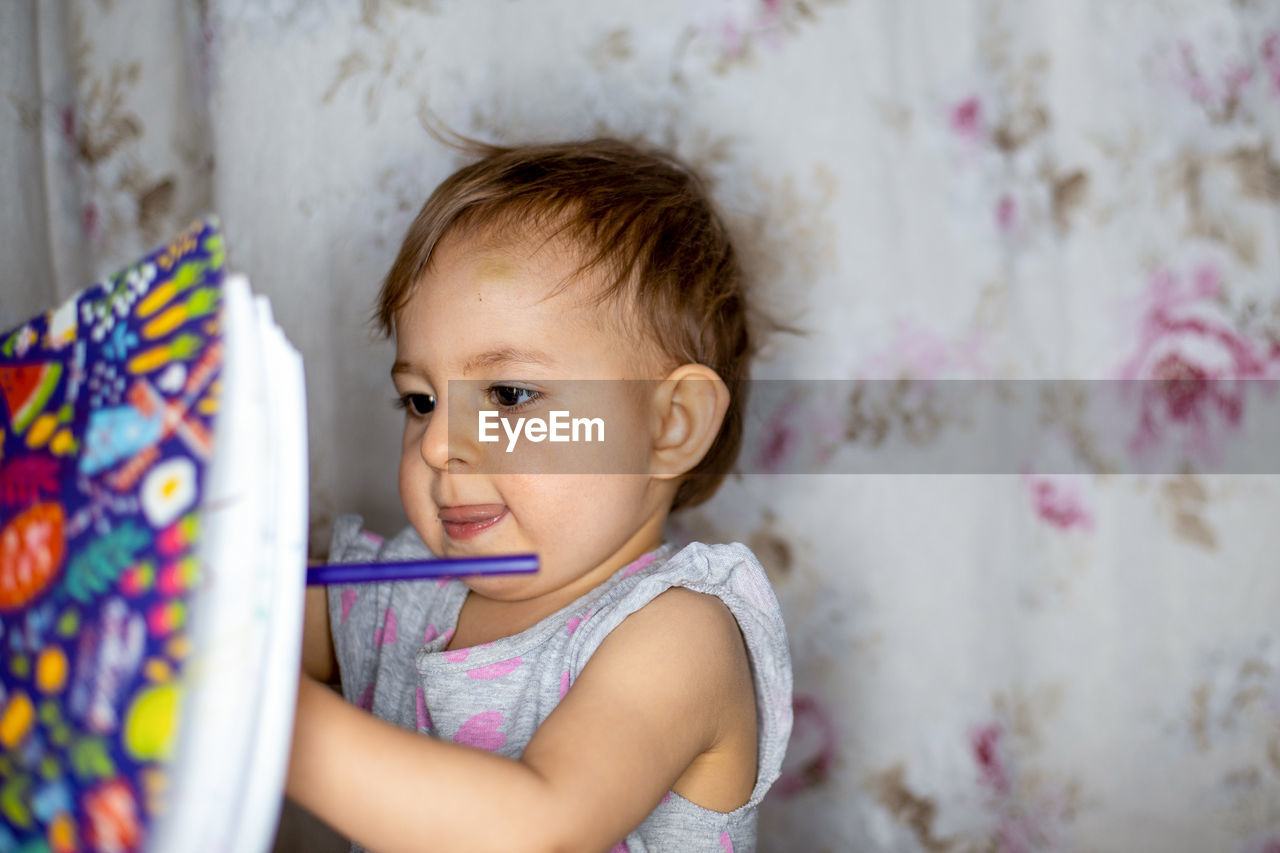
[{"xmin": 327, "ymin": 514, "xmax": 793, "ymax": 852}]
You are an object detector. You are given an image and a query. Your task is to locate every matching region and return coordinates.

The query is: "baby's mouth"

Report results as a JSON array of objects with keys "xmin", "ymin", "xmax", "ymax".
[{"xmin": 437, "ymin": 504, "xmax": 508, "ymax": 540}]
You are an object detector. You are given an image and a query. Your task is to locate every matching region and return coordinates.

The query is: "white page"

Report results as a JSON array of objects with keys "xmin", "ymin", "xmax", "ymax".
[
  {"xmin": 151, "ymin": 275, "xmax": 305, "ymax": 853},
  {"xmin": 228, "ymin": 293, "xmax": 307, "ymax": 853}
]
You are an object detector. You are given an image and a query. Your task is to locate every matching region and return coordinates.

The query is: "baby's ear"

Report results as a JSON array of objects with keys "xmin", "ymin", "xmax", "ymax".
[{"xmin": 648, "ymin": 364, "xmax": 730, "ymax": 480}]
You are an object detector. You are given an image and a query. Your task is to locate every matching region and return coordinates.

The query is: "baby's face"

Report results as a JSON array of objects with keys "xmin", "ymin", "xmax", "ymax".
[{"xmin": 391, "ymin": 230, "xmax": 675, "ymax": 604}]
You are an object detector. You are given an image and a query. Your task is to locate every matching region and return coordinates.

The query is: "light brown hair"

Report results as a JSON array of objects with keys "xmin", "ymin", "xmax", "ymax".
[{"xmin": 377, "ymin": 138, "xmax": 753, "ymax": 510}]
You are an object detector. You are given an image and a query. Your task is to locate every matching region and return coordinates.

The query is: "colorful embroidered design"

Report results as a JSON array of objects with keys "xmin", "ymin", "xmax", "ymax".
[{"xmin": 0, "ymin": 218, "xmax": 225, "ymax": 851}]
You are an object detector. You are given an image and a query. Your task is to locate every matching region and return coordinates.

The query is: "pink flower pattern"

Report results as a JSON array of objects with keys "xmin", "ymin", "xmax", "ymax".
[{"xmin": 1118, "ymin": 263, "xmax": 1280, "ymax": 466}]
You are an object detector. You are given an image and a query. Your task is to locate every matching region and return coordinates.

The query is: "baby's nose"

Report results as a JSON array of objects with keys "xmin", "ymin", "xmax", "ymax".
[{"xmin": 420, "ymin": 396, "xmax": 481, "ymax": 472}]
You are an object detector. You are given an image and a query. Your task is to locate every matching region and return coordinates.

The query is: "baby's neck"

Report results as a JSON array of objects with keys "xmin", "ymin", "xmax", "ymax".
[
  {"xmin": 446, "ymin": 593, "xmax": 553, "ymax": 650},
  {"xmin": 445, "ymin": 524, "xmax": 667, "ymax": 650}
]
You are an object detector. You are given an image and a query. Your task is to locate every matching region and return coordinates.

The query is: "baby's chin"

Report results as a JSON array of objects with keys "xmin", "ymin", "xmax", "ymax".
[{"xmin": 422, "ymin": 526, "xmax": 527, "ymax": 561}]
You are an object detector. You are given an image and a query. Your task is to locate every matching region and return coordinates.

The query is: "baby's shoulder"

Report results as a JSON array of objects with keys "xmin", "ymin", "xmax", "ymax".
[
  {"xmin": 621, "ymin": 584, "xmax": 741, "ymax": 638},
  {"xmin": 610, "ymin": 586, "xmax": 749, "ymax": 687},
  {"xmin": 601, "ymin": 539, "xmax": 779, "ymax": 617},
  {"xmin": 568, "ymin": 539, "xmax": 785, "ymax": 666},
  {"xmin": 571, "ymin": 539, "xmax": 793, "ymax": 813}
]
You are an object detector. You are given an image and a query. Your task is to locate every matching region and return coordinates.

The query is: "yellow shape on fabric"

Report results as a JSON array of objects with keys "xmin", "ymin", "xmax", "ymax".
[
  {"xmin": 48, "ymin": 810, "xmax": 78, "ymax": 852},
  {"xmin": 25, "ymin": 413, "xmax": 56, "ymax": 448},
  {"xmin": 127, "ymin": 333, "xmax": 201, "ymax": 375},
  {"xmin": 138, "ymin": 260, "xmax": 205, "ymax": 318},
  {"xmin": 142, "ymin": 304, "xmax": 187, "ymax": 340},
  {"xmin": 144, "ymin": 657, "xmax": 172, "ymax": 683},
  {"xmin": 155, "ymin": 230, "xmax": 199, "ymax": 272},
  {"xmin": 35, "ymin": 646, "xmax": 68, "ymax": 693},
  {"xmin": 0, "ymin": 691, "xmax": 35, "ymax": 748},
  {"xmin": 166, "ymin": 634, "xmax": 190, "ymax": 660},
  {"xmin": 123, "ymin": 683, "xmax": 180, "ymax": 761},
  {"xmin": 126, "ymin": 345, "xmax": 170, "ymax": 374},
  {"xmin": 137, "ymin": 280, "xmax": 177, "ymax": 317},
  {"xmin": 49, "ymin": 429, "xmax": 76, "ymax": 456}
]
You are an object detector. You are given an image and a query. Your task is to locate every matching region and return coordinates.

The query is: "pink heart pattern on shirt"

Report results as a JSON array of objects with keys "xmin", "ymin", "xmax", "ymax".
[
  {"xmin": 453, "ymin": 711, "xmax": 505, "ymax": 751},
  {"xmin": 373, "ymin": 606, "xmax": 397, "ymax": 645},
  {"xmin": 466, "ymin": 657, "xmax": 522, "ymax": 680},
  {"xmin": 443, "ymin": 647, "xmax": 469, "ymax": 663},
  {"xmin": 340, "ymin": 589, "xmax": 358, "ymax": 624},
  {"xmin": 423, "ymin": 624, "xmax": 438, "ymax": 643},
  {"xmin": 566, "ymin": 608, "xmax": 594, "ymax": 636},
  {"xmin": 621, "ymin": 552, "xmax": 658, "ymax": 579}
]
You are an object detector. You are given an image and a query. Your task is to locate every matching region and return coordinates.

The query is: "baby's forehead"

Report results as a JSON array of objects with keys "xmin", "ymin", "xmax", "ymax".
[
  {"xmin": 424, "ymin": 226, "xmax": 600, "ymax": 306},
  {"xmin": 470, "ymin": 254, "xmax": 523, "ymax": 281},
  {"xmin": 404, "ymin": 229, "xmax": 670, "ymax": 368}
]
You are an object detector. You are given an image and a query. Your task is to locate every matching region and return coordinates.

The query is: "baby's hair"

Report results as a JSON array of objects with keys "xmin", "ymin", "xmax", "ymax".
[{"xmin": 377, "ymin": 135, "xmax": 754, "ymax": 510}]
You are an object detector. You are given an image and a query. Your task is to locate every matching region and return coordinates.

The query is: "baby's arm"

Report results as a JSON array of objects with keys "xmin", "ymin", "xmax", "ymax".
[
  {"xmin": 286, "ymin": 588, "xmax": 752, "ymax": 853},
  {"xmin": 300, "ymin": 586, "xmax": 338, "ymax": 684}
]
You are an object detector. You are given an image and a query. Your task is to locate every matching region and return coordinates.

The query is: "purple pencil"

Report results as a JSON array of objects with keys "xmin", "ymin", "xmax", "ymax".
[{"xmin": 306, "ymin": 554, "xmax": 538, "ymax": 585}]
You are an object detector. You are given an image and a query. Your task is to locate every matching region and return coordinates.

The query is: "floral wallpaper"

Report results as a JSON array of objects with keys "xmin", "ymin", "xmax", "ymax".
[{"xmin": 3, "ymin": 0, "xmax": 1279, "ymax": 851}]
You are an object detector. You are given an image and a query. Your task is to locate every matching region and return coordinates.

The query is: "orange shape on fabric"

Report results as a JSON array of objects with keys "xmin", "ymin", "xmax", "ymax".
[
  {"xmin": 47, "ymin": 810, "xmax": 78, "ymax": 853},
  {"xmin": 0, "ymin": 690, "xmax": 34, "ymax": 747},
  {"xmin": 0, "ymin": 502, "xmax": 66, "ymax": 612},
  {"xmin": 35, "ymin": 646, "xmax": 69, "ymax": 694}
]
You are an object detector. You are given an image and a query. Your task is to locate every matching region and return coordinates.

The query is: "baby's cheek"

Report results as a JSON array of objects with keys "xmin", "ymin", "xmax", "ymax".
[
  {"xmin": 398, "ymin": 465, "xmax": 441, "ymax": 549},
  {"xmin": 396, "ymin": 460, "xmax": 414, "ymax": 508}
]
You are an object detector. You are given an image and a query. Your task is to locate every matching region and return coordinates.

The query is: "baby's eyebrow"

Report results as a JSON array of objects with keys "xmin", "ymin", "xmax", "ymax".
[
  {"xmin": 389, "ymin": 360, "xmax": 419, "ymax": 378},
  {"xmin": 389, "ymin": 348, "xmax": 555, "ymax": 380},
  {"xmin": 460, "ymin": 347, "xmax": 554, "ymax": 374}
]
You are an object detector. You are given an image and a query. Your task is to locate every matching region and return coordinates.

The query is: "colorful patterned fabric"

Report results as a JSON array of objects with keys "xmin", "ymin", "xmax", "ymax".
[{"xmin": 0, "ymin": 218, "xmax": 224, "ymax": 852}]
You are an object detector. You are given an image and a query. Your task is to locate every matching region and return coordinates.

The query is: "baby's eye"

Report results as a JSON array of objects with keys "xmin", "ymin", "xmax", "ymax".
[
  {"xmin": 487, "ymin": 385, "xmax": 540, "ymax": 409},
  {"xmin": 395, "ymin": 393, "xmax": 436, "ymax": 416}
]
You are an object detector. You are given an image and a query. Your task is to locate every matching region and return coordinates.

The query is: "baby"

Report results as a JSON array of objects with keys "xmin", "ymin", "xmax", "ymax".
[{"xmin": 286, "ymin": 139, "xmax": 792, "ymax": 852}]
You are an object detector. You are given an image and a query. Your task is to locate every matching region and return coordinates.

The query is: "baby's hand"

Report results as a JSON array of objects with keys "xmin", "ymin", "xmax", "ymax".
[{"xmin": 300, "ymin": 586, "xmax": 337, "ymax": 683}]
